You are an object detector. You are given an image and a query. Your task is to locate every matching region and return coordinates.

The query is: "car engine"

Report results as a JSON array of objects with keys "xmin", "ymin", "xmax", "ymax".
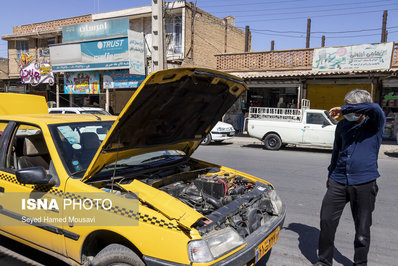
[{"xmin": 96, "ymin": 162, "xmax": 281, "ymax": 238}]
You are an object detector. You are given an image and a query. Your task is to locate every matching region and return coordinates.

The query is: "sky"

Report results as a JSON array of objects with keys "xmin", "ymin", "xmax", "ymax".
[{"xmin": 1, "ymin": 0, "xmax": 398, "ymax": 58}]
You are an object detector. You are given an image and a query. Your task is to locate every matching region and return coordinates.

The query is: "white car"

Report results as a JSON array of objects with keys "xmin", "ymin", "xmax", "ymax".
[
  {"xmin": 48, "ymin": 107, "xmax": 111, "ymax": 115},
  {"xmin": 201, "ymin": 121, "xmax": 235, "ymax": 145}
]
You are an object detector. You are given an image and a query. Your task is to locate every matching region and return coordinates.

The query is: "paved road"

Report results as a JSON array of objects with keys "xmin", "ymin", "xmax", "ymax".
[
  {"xmin": 1, "ymin": 141, "xmax": 397, "ymax": 265},
  {"xmin": 194, "ymin": 142, "xmax": 398, "ymax": 266}
]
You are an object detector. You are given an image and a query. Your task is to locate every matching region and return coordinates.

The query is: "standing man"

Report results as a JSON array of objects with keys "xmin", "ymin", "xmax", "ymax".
[{"xmin": 314, "ymin": 89, "xmax": 386, "ymax": 266}]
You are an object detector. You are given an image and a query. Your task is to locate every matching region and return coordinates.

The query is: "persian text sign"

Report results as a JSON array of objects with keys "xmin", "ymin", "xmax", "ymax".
[
  {"xmin": 20, "ymin": 61, "xmax": 54, "ymax": 86},
  {"xmin": 312, "ymin": 42, "xmax": 394, "ymax": 71},
  {"xmin": 50, "ymin": 37, "xmax": 129, "ymax": 72},
  {"xmin": 103, "ymin": 70, "xmax": 145, "ymax": 89},
  {"xmin": 64, "ymin": 71, "xmax": 100, "ymax": 94},
  {"xmin": 62, "ymin": 17, "xmax": 129, "ymax": 42},
  {"xmin": 128, "ymin": 30, "xmax": 145, "ymax": 75}
]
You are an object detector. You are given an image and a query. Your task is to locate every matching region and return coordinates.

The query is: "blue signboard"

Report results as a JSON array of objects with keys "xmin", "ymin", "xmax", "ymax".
[
  {"xmin": 103, "ymin": 70, "xmax": 145, "ymax": 89},
  {"xmin": 62, "ymin": 17, "xmax": 129, "ymax": 43},
  {"xmin": 51, "ymin": 37, "xmax": 129, "ymax": 72},
  {"xmin": 81, "ymin": 38, "xmax": 128, "ymax": 58}
]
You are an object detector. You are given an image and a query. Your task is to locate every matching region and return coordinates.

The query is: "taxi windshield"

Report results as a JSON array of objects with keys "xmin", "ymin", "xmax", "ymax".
[
  {"xmin": 49, "ymin": 121, "xmax": 114, "ymax": 176},
  {"xmin": 90, "ymin": 150, "xmax": 187, "ymax": 182}
]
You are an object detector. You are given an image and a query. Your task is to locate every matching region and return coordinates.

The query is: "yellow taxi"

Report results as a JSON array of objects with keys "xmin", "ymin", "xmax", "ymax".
[{"xmin": 0, "ymin": 68, "xmax": 285, "ymax": 266}]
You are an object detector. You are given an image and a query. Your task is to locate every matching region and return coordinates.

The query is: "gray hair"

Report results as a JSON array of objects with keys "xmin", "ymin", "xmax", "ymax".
[{"xmin": 344, "ymin": 89, "xmax": 373, "ymax": 104}]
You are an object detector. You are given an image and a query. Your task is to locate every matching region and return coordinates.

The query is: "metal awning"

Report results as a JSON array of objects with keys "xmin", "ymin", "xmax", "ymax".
[{"xmin": 229, "ymin": 68, "xmax": 398, "ymax": 79}]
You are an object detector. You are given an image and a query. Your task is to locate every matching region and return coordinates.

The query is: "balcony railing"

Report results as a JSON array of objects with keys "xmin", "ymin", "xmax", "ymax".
[{"xmin": 216, "ymin": 42, "xmax": 398, "ymax": 71}]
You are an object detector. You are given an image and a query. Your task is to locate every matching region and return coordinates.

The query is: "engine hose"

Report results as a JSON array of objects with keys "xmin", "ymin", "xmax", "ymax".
[{"xmin": 203, "ymin": 193, "xmax": 222, "ymax": 208}]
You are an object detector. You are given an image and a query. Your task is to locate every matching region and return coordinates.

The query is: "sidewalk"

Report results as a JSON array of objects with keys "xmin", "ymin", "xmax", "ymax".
[{"xmin": 229, "ymin": 133, "xmax": 398, "ymax": 159}]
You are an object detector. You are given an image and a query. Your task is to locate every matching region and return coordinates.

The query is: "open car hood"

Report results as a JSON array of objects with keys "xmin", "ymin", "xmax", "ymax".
[{"xmin": 82, "ymin": 68, "xmax": 247, "ymax": 182}]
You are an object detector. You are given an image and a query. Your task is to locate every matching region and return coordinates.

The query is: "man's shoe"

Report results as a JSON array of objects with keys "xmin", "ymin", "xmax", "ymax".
[{"xmin": 313, "ymin": 262, "xmax": 327, "ymax": 266}]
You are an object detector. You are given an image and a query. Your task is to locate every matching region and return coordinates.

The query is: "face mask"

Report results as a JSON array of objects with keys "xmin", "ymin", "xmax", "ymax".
[{"xmin": 344, "ymin": 113, "xmax": 360, "ymax": 122}]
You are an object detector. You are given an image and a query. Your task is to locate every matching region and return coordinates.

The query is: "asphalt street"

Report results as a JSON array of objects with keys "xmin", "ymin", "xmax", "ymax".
[
  {"xmin": 193, "ymin": 142, "xmax": 398, "ymax": 266},
  {"xmin": 1, "ymin": 141, "xmax": 397, "ymax": 266}
]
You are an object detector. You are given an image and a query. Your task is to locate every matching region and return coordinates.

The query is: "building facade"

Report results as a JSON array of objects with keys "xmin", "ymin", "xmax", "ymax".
[
  {"xmin": 1, "ymin": 1, "xmax": 248, "ymax": 114},
  {"xmin": 0, "ymin": 58, "xmax": 8, "ymax": 91},
  {"xmin": 216, "ymin": 42, "xmax": 398, "ymax": 138}
]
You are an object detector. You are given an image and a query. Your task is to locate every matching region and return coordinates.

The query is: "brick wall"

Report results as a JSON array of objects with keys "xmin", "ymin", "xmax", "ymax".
[
  {"xmin": 217, "ymin": 42, "xmax": 398, "ymax": 72},
  {"xmin": 183, "ymin": 4, "xmax": 246, "ymax": 69},
  {"xmin": 0, "ymin": 58, "xmax": 8, "ymax": 81},
  {"xmin": 13, "ymin": 15, "xmax": 92, "ymax": 34},
  {"xmin": 7, "ymin": 15, "xmax": 92, "ymax": 78}
]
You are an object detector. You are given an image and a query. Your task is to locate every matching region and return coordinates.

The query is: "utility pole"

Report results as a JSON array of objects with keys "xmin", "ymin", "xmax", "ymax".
[
  {"xmin": 152, "ymin": 0, "xmax": 165, "ymax": 71},
  {"xmin": 244, "ymin": 25, "xmax": 250, "ymax": 52},
  {"xmin": 224, "ymin": 18, "xmax": 228, "ymax": 53},
  {"xmin": 381, "ymin": 10, "xmax": 388, "ymax": 43},
  {"xmin": 306, "ymin": 18, "xmax": 311, "ymax": 48},
  {"xmin": 321, "ymin": 35, "xmax": 325, "ymax": 47},
  {"xmin": 270, "ymin": 40, "xmax": 275, "ymax": 51}
]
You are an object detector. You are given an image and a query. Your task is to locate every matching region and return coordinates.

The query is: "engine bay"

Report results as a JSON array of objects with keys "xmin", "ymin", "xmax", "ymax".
[{"xmin": 91, "ymin": 160, "xmax": 281, "ymax": 238}]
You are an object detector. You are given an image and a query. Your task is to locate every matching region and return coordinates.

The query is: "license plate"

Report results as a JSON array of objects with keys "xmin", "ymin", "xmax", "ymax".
[{"xmin": 254, "ymin": 226, "xmax": 280, "ymax": 263}]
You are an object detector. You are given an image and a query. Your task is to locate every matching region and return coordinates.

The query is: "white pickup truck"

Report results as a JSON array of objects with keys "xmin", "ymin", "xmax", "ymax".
[{"xmin": 247, "ymin": 100, "xmax": 337, "ymax": 150}]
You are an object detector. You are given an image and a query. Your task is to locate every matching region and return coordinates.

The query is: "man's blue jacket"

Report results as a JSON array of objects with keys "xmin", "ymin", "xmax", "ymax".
[{"xmin": 328, "ymin": 102, "xmax": 386, "ymax": 185}]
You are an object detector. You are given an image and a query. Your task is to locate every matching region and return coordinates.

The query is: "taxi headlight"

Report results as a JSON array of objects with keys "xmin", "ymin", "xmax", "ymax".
[
  {"xmin": 270, "ymin": 189, "xmax": 283, "ymax": 215},
  {"xmin": 188, "ymin": 227, "xmax": 245, "ymax": 263}
]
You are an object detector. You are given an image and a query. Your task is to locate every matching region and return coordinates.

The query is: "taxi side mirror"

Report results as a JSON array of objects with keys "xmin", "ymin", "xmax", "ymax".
[{"xmin": 16, "ymin": 167, "xmax": 52, "ymax": 185}]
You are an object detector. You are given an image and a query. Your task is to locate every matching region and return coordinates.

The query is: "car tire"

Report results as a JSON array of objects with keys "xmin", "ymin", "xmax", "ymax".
[
  {"xmin": 264, "ymin": 134, "xmax": 282, "ymax": 150},
  {"xmin": 91, "ymin": 244, "xmax": 145, "ymax": 266},
  {"xmin": 201, "ymin": 134, "xmax": 212, "ymax": 145}
]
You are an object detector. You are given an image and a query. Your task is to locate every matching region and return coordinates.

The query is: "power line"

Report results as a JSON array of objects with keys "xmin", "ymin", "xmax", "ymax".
[
  {"xmin": 198, "ymin": 0, "xmax": 306, "ymax": 8},
  {"xmin": 230, "ymin": 3, "xmax": 397, "ymax": 18},
  {"xmin": 251, "ymin": 30, "xmax": 306, "ymax": 39},
  {"xmin": 251, "ymin": 29, "xmax": 398, "ymax": 39},
  {"xmin": 207, "ymin": 0, "xmax": 394, "ymax": 14},
  {"xmin": 245, "ymin": 25, "xmax": 398, "ymax": 35},
  {"xmin": 317, "ymin": 30, "xmax": 398, "ymax": 39},
  {"xmin": 236, "ymin": 8, "xmax": 398, "ymax": 23}
]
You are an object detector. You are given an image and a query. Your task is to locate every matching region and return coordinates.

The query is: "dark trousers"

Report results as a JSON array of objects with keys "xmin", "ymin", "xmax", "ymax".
[{"xmin": 318, "ymin": 178, "xmax": 378, "ymax": 266}]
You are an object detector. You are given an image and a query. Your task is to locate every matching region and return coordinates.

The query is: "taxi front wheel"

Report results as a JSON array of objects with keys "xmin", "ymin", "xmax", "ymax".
[{"xmin": 91, "ymin": 244, "xmax": 144, "ymax": 266}]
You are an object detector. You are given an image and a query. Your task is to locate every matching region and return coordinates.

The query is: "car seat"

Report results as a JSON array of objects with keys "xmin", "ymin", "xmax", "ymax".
[
  {"xmin": 78, "ymin": 132, "xmax": 100, "ymax": 169},
  {"xmin": 18, "ymin": 134, "xmax": 51, "ymax": 170}
]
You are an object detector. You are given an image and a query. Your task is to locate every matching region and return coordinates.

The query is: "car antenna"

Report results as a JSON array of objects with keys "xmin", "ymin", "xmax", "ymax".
[{"xmin": 111, "ymin": 134, "xmax": 120, "ymax": 193}]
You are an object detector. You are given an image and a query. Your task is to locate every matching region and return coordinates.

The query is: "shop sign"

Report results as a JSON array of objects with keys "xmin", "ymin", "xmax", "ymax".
[
  {"xmin": 50, "ymin": 37, "xmax": 129, "ymax": 72},
  {"xmin": 103, "ymin": 70, "xmax": 145, "ymax": 89},
  {"xmin": 128, "ymin": 30, "xmax": 145, "ymax": 75},
  {"xmin": 39, "ymin": 48, "xmax": 50, "ymax": 57},
  {"xmin": 8, "ymin": 85, "xmax": 25, "ymax": 93},
  {"xmin": 312, "ymin": 42, "xmax": 394, "ymax": 71},
  {"xmin": 62, "ymin": 17, "xmax": 129, "ymax": 43},
  {"xmin": 19, "ymin": 53, "xmax": 54, "ymax": 86},
  {"xmin": 384, "ymin": 92, "xmax": 398, "ymax": 101},
  {"xmin": 64, "ymin": 71, "xmax": 100, "ymax": 94}
]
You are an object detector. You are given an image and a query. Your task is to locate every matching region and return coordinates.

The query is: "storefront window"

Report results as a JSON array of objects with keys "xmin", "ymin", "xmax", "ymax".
[
  {"xmin": 381, "ymin": 80, "xmax": 398, "ymax": 140},
  {"xmin": 166, "ymin": 16, "xmax": 182, "ymax": 55},
  {"xmin": 16, "ymin": 40, "xmax": 29, "ymax": 59},
  {"xmin": 248, "ymin": 87, "xmax": 298, "ymax": 108}
]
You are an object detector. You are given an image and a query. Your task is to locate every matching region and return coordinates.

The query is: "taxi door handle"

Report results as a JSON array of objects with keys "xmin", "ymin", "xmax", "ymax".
[
  {"xmin": 304, "ymin": 126, "xmax": 310, "ymax": 128},
  {"xmin": 0, "ymin": 187, "xmax": 4, "ymax": 193}
]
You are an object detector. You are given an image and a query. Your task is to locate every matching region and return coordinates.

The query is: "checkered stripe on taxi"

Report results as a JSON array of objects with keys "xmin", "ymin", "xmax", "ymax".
[
  {"xmin": 0, "ymin": 172, "xmax": 26, "ymax": 186},
  {"xmin": 104, "ymin": 206, "xmax": 180, "ymax": 231},
  {"xmin": 0, "ymin": 172, "xmax": 181, "ymax": 231}
]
